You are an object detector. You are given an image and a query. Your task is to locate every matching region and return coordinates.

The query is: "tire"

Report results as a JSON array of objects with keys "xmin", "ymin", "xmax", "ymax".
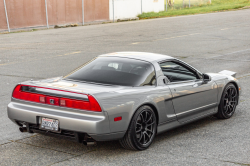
[
  {"xmin": 216, "ymin": 83, "xmax": 238, "ymax": 119},
  {"xmin": 119, "ymin": 105, "xmax": 157, "ymax": 150}
]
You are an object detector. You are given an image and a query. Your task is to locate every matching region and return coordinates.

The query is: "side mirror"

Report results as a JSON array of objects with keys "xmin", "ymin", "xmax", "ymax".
[
  {"xmin": 157, "ymin": 76, "xmax": 169, "ymax": 86},
  {"xmin": 202, "ymin": 73, "xmax": 211, "ymax": 83}
]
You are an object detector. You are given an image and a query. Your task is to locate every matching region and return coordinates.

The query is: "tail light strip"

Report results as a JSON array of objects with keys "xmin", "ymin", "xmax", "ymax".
[{"xmin": 12, "ymin": 85, "xmax": 102, "ymax": 112}]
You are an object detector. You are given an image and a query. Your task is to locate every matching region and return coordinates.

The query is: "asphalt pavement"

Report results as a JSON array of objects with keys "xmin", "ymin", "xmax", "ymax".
[{"xmin": 0, "ymin": 9, "xmax": 250, "ymax": 166}]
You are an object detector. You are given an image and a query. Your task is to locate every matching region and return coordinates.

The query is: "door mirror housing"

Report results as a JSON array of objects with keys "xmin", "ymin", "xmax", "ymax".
[
  {"xmin": 157, "ymin": 76, "xmax": 169, "ymax": 86},
  {"xmin": 202, "ymin": 73, "xmax": 211, "ymax": 83}
]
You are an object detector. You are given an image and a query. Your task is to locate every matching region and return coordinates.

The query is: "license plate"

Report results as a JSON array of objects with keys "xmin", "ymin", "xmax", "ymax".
[{"xmin": 40, "ymin": 117, "xmax": 59, "ymax": 131}]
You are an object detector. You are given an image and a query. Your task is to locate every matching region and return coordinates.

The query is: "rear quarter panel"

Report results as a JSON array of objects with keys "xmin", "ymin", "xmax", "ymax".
[{"xmin": 95, "ymin": 86, "xmax": 175, "ymax": 133}]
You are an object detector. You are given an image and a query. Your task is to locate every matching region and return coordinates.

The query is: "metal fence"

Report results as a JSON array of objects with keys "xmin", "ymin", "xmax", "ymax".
[
  {"xmin": 0, "ymin": 0, "xmax": 109, "ymax": 32},
  {"xmin": 1, "ymin": 0, "xmax": 212, "ymax": 32},
  {"xmin": 166, "ymin": 0, "xmax": 211, "ymax": 11}
]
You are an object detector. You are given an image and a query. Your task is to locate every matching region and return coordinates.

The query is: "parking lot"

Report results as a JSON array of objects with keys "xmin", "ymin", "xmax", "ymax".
[{"xmin": 0, "ymin": 9, "xmax": 250, "ymax": 165}]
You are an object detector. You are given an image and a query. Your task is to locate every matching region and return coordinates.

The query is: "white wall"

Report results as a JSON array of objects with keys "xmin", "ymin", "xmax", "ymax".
[{"xmin": 109, "ymin": 0, "xmax": 165, "ymax": 20}]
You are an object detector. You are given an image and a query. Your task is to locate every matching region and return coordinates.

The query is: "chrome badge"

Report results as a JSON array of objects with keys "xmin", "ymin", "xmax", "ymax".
[{"xmin": 50, "ymin": 99, "xmax": 55, "ymax": 104}]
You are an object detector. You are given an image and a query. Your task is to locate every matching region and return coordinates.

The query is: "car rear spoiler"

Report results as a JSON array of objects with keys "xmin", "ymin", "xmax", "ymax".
[{"xmin": 219, "ymin": 70, "xmax": 237, "ymax": 77}]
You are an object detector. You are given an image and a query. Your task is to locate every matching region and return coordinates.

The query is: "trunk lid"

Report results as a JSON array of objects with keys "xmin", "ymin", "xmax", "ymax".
[{"xmin": 21, "ymin": 77, "xmax": 127, "ymax": 98}]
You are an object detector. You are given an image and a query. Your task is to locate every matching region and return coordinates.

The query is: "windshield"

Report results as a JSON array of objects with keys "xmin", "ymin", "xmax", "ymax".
[{"xmin": 64, "ymin": 57, "xmax": 156, "ymax": 86}]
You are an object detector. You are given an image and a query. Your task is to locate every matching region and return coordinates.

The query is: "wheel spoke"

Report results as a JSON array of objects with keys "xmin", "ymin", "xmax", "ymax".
[
  {"xmin": 224, "ymin": 92, "xmax": 228, "ymax": 98},
  {"xmin": 140, "ymin": 114, "xmax": 145, "ymax": 123},
  {"xmin": 231, "ymin": 90, "xmax": 235, "ymax": 97},
  {"xmin": 146, "ymin": 129, "xmax": 153, "ymax": 134},
  {"xmin": 228, "ymin": 88, "xmax": 232, "ymax": 96},
  {"xmin": 146, "ymin": 121, "xmax": 155, "ymax": 127},
  {"xmin": 146, "ymin": 114, "xmax": 153, "ymax": 123},
  {"xmin": 224, "ymin": 105, "xmax": 228, "ymax": 113},
  {"xmin": 145, "ymin": 132, "xmax": 150, "ymax": 140},
  {"xmin": 136, "ymin": 122, "xmax": 142, "ymax": 126},
  {"xmin": 138, "ymin": 133, "xmax": 143, "ymax": 142},
  {"xmin": 226, "ymin": 104, "xmax": 233, "ymax": 114},
  {"xmin": 145, "ymin": 111, "xmax": 148, "ymax": 121},
  {"xmin": 143, "ymin": 133, "xmax": 146, "ymax": 144},
  {"xmin": 136, "ymin": 128, "xmax": 142, "ymax": 133}
]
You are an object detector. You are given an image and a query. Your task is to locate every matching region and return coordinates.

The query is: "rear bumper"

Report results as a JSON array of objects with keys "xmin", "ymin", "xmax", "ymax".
[{"xmin": 7, "ymin": 101, "xmax": 125, "ymax": 141}]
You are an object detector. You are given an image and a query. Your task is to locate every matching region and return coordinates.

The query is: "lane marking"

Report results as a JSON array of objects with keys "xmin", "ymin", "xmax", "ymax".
[
  {"xmin": 153, "ymin": 33, "xmax": 201, "ymax": 42},
  {"xmin": 207, "ymin": 49, "xmax": 250, "ymax": 59},
  {"xmin": 64, "ymin": 51, "xmax": 81, "ymax": 56},
  {"xmin": 130, "ymin": 33, "xmax": 201, "ymax": 45},
  {"xmin": 0, "ymin": 51, "xmax": 81, "ymax": 67},
  {"xmin": 221, "ymin": 28, "xmax": 229, "ymax": 30}
]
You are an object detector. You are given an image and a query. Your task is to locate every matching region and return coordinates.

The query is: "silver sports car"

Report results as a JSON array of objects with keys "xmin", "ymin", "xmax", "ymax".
[{"xmin": 7, "ymin": 52, "xmax": 241, "ymax": 150}]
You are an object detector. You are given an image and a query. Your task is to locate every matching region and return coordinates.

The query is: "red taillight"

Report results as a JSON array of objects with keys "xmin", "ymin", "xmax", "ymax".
[
  {"xmin": 59, "ymin": 97, "xmax": 91, "ymax": 110},
  {"xmin": 12, "ymin": 84, "xmax": 102, "ymax": 112},
  {"xmin": 88, "ymin": 95, "xmax": 102, "ymax": 112},
  {"xmin": 39, "ymin": 96, "xmax": 45, "ymax": 103},
  {"xmin": 13, "ymin": 85, "xmax": 45, "ymax": 103},
  {"xmin": 60, "ymin": 99, "xmax": 66, "ymax": 106}
]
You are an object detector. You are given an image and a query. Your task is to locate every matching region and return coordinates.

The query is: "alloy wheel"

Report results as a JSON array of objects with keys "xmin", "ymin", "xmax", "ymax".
[
  {"xmin": 135, "ymin": 109, "xmax": 156, "ymax": 146},
  {"xmin": 223, "ymin": 86, "xmax": 237, "ymax": 116}
]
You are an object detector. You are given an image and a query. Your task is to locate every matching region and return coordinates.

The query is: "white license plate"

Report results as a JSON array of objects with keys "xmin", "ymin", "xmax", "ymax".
[{"xmin": 40, "ymin": 117, "xmax": 59, "ymax": 131}]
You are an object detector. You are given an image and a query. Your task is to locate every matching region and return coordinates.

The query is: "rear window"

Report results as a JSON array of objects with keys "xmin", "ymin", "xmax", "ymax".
[{"xmin": 64, "ymin": 57, "xmax": 156, "ymax": 86}]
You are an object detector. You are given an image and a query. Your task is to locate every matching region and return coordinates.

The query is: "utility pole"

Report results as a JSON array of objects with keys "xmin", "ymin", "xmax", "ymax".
[
  {"xmin": 113, "ymin": 0, "xmax": 115, "ymax": 22},
  {"xmin": 45, "ymin": 0, "xmax": 49, "ymax": 29},
  {"xmin": 82, "ymin": 0, "xmax": 84, "ymax": 25},
  {"xmin": 141, "ymin": 0, "xmax": 143, "ymax": 14},
  {"xmin": 3, "ymin": 0, "xmax": 10, "ymax": 32}
]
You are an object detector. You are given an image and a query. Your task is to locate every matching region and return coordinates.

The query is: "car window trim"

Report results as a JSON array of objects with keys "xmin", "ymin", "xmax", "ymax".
[
  {"xmin": 158, "ymin": 59, "xmax": 202, "ymax": 84},
  {"xmin": 166, "ymin": 79, "xmax": 203, "ymax": 85}
]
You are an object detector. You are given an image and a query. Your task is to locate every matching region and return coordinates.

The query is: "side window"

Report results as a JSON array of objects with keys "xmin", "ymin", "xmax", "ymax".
[{"xmin": 159, "ymin": 61, "xmax": 199, "ymax": 82}]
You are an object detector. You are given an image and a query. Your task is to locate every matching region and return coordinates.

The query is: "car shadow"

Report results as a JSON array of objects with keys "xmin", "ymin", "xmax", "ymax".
[{"xmin": 18, "ymin": 115, "xmax": 220, "ymax": 155}]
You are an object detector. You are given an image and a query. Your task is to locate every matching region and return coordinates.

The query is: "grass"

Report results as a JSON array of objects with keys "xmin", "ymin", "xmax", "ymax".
[{"xmin": 138, "ymin": 0, "xmax": 250, "ymax": 19}]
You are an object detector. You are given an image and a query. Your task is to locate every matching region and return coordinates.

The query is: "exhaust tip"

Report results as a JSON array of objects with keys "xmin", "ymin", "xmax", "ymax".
[
  {"xmin": 19, "ymin": 127, "xmax": 27, "ymax": 133},
  {"xmin": 83, "ymin": 140, "xmax": 96, "ymax": 146}
]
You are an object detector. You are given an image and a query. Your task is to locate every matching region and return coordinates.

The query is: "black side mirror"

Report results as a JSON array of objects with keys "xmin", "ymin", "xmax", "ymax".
[{"xmin": 202, "ymin": 73, "xmax": 211, "ymax": 83}]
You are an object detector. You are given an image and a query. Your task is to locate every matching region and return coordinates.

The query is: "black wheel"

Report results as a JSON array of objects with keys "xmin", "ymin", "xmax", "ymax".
[
  {"xmin": 119, "ymin": 105, "xmax": 157, "ymax": 150},
  {"xmin": 216, "ymin": 83, "xmax": 238, "ymax": 119}
]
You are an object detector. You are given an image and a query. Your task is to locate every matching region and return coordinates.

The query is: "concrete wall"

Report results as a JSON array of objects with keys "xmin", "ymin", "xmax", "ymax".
[{"xmin": 109, "ymin": 0, "xmax": 164, "ymax": 20}]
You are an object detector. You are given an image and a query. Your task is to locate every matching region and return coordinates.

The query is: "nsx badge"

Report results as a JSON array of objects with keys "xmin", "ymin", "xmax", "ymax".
[{"xmin": 50, "ymin": 99, "xmax": 55, "ymax": 104}]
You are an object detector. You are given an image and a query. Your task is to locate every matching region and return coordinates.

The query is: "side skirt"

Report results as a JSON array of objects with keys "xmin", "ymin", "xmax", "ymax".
[{"xmin": 157, "ymin": 110, "xmax": 217, "ymax": 135}]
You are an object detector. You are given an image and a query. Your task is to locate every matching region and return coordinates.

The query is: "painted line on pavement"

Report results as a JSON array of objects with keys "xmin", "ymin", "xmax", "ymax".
[
  {"xmin": 221, "ymin": 28, "xmax": 230, "ymax": 30},
  {"xmin": 207, "ymin": 49, "xmax": 250, "ymax": 59},
  {"xmin": 0, "ymin": 51, "xmax": 81, "ymax": 67},
  {"xmin": 153, "ymin": 33, "xmax": 201, "ymax": 42},
  {"xmin": 131, "ymin": 33, "xmax": 201, "ymax": 45}
]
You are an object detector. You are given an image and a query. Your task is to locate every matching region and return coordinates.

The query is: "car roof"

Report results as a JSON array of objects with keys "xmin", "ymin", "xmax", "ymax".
[{"xmin": 98, "ymin": 52, "xmax": 174, "ymax": 62}]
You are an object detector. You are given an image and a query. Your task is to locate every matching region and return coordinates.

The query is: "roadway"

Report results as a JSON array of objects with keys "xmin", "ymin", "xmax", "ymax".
[{"xmin": 0, "ymin": 9, "xmax": 250, "ymax": 165}]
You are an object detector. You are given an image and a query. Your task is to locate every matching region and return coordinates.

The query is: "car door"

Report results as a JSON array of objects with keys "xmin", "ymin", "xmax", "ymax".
[{"xmin": 159, "ymin": 60, "xmax": 218, "ymax": 123}]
